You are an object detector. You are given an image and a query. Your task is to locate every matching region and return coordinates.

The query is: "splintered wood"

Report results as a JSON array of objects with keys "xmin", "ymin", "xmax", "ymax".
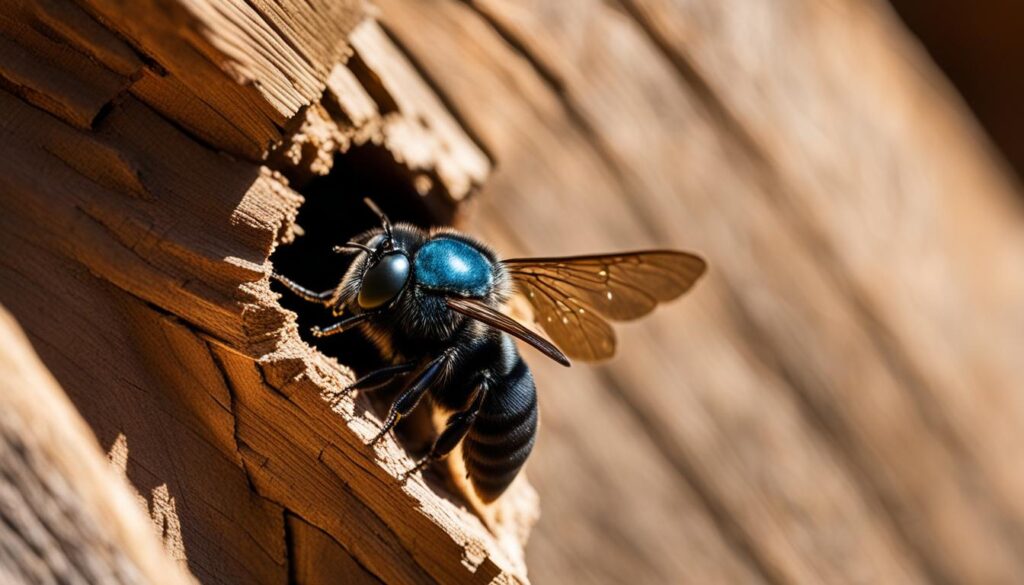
[
  {"xmin": 0, "ymin": 1, "xmax": 515, "ymax": 585},
  {"xmin": 269, "ymin": 20, "xmax": 490, "ymax": 198},
  {"xmin": 4, "ymin": 0, "xmax": 1024, "ymax": 584}
]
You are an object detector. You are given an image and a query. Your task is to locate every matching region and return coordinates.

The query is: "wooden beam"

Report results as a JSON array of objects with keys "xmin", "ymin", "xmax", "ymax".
[{"xmin": 0, "ymin": 306, "xmax": 195, "ymax": 585}]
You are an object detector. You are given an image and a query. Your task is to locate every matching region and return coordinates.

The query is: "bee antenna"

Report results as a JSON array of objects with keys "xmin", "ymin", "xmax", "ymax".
[
  {"xmin": 363, "ymin": 198, "xmax": 393, "ymax": 246},
  {"xmin": 333, "ymin": 242, "xmax": 374, "ymax": 255}
]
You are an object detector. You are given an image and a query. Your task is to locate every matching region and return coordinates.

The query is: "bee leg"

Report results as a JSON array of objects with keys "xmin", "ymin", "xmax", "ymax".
[
  {"xmin": 344, "ymin": 362, "xmax": 416, "ymax": 394},
  {"xmin": 310, "ymin": 313, "xmax": 371, "ymax": 337},
  {"xmin": 404, "ymin": 384, "xmax": 487, "ymax": 479},
  {"xmin": 271, "ymin": 273, "xmax": 336, "ymax": 305},
  {"xmin": 371, "ymin": 351, "xmax": 451, "ymax": 445}
]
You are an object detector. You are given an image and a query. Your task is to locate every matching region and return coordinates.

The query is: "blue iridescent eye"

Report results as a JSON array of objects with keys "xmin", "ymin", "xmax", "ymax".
[{"xmin": 358, "ymin": 253, "xmax": 410, "ymax": 309}]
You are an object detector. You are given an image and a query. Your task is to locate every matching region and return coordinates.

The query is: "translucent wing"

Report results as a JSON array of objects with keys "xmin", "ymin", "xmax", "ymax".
[
  {"xmin": 503, "ymin": 251, "xmax": 706, "ymax": 361},
  {"xmin": 445, "ymin": 297, "xmax": 570, "ymax": 366}
]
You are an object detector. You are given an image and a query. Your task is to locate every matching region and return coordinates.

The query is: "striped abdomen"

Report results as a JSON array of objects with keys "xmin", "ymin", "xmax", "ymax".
[{"xmin": 463, "ymin": 356, "xmax": 538, "ymax": 503}]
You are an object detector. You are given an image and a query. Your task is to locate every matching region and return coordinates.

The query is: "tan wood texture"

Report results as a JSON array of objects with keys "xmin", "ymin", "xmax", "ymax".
[
  {"xmin": 375, "ymin": 0, "xmax": 1024, "ymax": 583},
  {"xmin": 0, "ymin": 1, "xmax": 523, "ymax": 584},
  {"xmin": 0, "ymin": 306, "xmax": 195, "ymax": 585},
  {"xmin": 2, "ymin": 0, "xmax": 1024, "ymax": 583}
]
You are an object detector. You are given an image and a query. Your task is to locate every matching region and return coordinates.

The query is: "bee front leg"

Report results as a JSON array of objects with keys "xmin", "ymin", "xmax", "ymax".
[
  {"xmin": 370, "ymin": 350, "xmax": 452, "ymax": 445},
  {"xmin": 310, "ymin": 313, "xmax": 371, "ymax": 337},
  {"xmin": 271, "ymin": 273, "xmax": 336, "ymax": 305},
  {"xmin": 404, "ymin": 382, "xmax": 487, "ymax": 479}
]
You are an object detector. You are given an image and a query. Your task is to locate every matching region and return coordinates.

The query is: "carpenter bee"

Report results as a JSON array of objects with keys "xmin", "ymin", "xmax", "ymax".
[{"xmin": 273, "ymin": 199, "xmax": 706, "ymax": 502}]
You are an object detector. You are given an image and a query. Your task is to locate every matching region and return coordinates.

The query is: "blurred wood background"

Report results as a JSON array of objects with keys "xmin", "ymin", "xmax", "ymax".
[
  {"xmin": 2, "ymin": 0, "xmax": 1024, "ymax": 584},
  {"xmin": 378, "ymin": 0, "xmax": 1024, "ymax": 582},
  {"xmin": 889, "ymin": 0, "xmax": 1024, "ymax": 182}
]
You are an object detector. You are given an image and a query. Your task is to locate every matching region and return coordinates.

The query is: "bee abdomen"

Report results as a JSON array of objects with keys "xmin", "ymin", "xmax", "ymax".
[{"xmin": 464, "ymin": 358, "xmax": 538, "ymax": 503}]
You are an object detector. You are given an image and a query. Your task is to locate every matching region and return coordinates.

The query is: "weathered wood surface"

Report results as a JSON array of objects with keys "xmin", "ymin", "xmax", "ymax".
[
  {"xmin": 0, "ymin": 1, "xmax": 526, "ymax": 584},
  {"xmin": 375, "ymin": 0, "xmax": 1024, "ymax": 583},
  {"xmin": 0, "ymin": 306, "xmax": 194, "ymax": 585},
  {"xmin": 4, "ymin": 0, "xmax": 1024, "ymax": 584}
]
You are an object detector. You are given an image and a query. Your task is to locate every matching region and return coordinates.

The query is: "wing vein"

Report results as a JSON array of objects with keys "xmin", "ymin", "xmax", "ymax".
[{"xmin": 503, "ymin": 251, "xmax": 706, "ymax": 361}]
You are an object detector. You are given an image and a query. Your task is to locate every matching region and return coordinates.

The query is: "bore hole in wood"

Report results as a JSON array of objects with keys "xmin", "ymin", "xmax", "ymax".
[{"xmin": 270, "ymin": 143, "xmax": 456, "ymax": 451}]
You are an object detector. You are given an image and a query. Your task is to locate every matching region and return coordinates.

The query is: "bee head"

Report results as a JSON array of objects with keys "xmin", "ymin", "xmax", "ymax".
[{"xmin": 333, "ymin": 199, "xmax": 411, "ymax": 310}]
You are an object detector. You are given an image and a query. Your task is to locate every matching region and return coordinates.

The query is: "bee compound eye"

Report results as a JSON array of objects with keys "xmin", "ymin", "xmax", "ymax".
[{"xmin": 358, "ymin": 252, "xmax": 411, "ymax": 309}]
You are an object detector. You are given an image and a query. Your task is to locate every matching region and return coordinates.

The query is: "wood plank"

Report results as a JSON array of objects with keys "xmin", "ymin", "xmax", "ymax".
[
  {"xmin": 0, "ymin": 1, "xmax": 139, "ymax": 128},
  {"xmin": 286, "ymin": 514, "xmax": 383, "ymax": 585},
  {"xmin": 0, "ymin": 306, "xmax": 195, "ymax": 585},
  {"xmin": 0, "ymin": 241, "xmax": 289, "ymax": 583},
  {"xmin": 547, "ymin": 1, "xmax": 1024, "ymax": 581},
  {"xmin": 214, "ymin": 334, "xmax": 533, "ymax": 584},
  {"xmin": 74, "ymin": 0, "xmax": 365, "ymax": 159},
  {"xmin": 0, "ymin": 69, "xmax": 528, "ymax": 581},
  {"xmin": 11, "ymin": 0, "xmax": 1017, "ymax": 582},
  {"xmin": 242, "ymin": 0, "xmax": 362, "ymax": 79},
  {"xmin": 0, "ymin": 89, "xmax": 286, "ymax": 349}
]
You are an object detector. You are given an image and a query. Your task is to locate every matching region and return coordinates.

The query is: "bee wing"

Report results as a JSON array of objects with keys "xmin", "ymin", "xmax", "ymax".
[
  {"xmin": 502, "ymin": 251, "xmax": 707, "ymax": 361},
  {"xmin": 445, "ymin": 297, "xmax": 570, "ymax": 366}
]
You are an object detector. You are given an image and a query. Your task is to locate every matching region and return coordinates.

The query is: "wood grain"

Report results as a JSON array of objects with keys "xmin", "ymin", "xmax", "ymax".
[
  {"xmin": 0, "ymin": 1, "xmax": 135, "ymax": 128},
  {"xmin": 286, "ymin": 514, "xmax": 383, "ymax": 585},
  {"xmin": 0, "ymin": 1, "xmax": 524, "ymax": 583},
  {"xmin": 4, "ymin": 0, "xmax": 1024, "ymax": 583},
  {"xmin": 0, "ymin": 306, "xmax": 195, "ymax": 585},
  {"xmin": 375, "ymin": 0, "xmax": 1024, "ymax": 583}
]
